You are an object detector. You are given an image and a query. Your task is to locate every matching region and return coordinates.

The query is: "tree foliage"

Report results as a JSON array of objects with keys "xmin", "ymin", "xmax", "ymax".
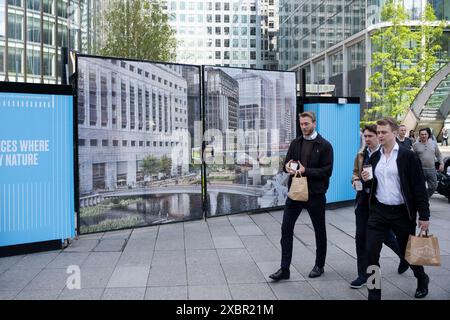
[
  {"xmin": 142, "ymin": 155, "xmax": 161, "ymax": 177},
  {"xmin": 98, "ymin": 0, "xmax": 177, "ymax": 62},
  {"xmin": 366, "ymin": 0, "xmax": 447, "ymax": 120},
  {"xmin": 160, "ymin": 155, "xmax": 173, "ymax": 176}
]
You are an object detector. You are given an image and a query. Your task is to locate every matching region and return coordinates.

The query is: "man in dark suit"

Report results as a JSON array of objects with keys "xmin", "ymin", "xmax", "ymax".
[
  {"xmin": 362, "ymin": 118, "xmax": 430, "ymax": 300},
  {"xmin": 269, "ymin": 111, "xmax": 333, "ymax": 281}
]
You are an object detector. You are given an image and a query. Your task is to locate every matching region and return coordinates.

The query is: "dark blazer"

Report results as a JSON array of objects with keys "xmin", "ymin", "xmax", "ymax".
[
  {"xmin": 367, "ymin": 146, "xmax": 430, "ymax": 221},
  {"xmin": 283, "ymin": 134, "xmax": 334, "ymax": 195}
]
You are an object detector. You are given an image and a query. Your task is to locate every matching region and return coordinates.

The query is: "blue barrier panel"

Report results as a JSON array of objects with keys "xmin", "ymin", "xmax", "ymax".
[
  {"xmin": 0, "ymin": 87, "xmax": 74, "ymax": 247},
  {"xmin": 304, "ymin": 101, "xmax": 360, "ymax": 203}
]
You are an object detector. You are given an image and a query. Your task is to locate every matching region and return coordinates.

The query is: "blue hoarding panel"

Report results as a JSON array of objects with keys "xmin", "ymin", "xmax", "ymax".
[
  {"xmin": 0, "ymin": 92, "xmax": 75, "ymax": 247},
  {"xmin": 304, "ymin": 103, "xmax": 360, "ymax": 203}
]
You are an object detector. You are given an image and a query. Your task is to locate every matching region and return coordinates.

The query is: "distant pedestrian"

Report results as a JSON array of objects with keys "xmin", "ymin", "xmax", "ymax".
[
  {"xmin": 442, "ymin": 127, "xmax": 448, "ymax": 146},
  {"xmin": 396, "ymin": 125, "xmax": 413, "ymax": 150},
  {"xmin": 409, "ymin": 130, "xmax": 416, "ymax": 143},
  {"xmin": 413, "ymin": 128, "xmax": 444, "ymax": 198}
]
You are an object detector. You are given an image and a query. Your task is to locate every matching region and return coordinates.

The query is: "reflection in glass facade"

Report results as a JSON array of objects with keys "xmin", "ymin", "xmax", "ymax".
[
  {"xmin": 0, "ymin": 0, "xmax": 103, "ymax": 84},
  {"xmin": 279, "ymin": 0, "xmax": 450, "ymax": 112}
]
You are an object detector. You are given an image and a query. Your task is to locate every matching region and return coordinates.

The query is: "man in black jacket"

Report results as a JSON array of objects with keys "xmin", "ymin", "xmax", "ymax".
[
  {"xmin": 269, "ymin": 112, "xmax": 333, "ymax": 281},
  {"xmin": 362, "ymin": 118, "xmax": 430, "ymax": 300}
]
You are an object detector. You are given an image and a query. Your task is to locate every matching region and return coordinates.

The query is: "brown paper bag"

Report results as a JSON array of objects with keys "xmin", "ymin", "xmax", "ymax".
[
  {"xmin": 288, "ymin": 172, "xmax": 308, "ymax": 202},
  {"xmin": 405, "ymin": 230, "xmax": 441, "ymax": 266}
]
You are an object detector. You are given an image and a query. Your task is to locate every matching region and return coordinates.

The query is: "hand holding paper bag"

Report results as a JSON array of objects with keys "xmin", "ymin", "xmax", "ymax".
[
  {"xmin": 288, "ymin": 171, "xmax": 308, "ymax": 202},
  {"xmin": 405, "ymin": 229, "xmax": 441, "ymax": 266}
]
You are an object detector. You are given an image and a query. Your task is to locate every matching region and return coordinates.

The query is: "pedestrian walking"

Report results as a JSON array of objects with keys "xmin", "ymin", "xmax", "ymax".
[
  {"xmin": 413, "ymin": 128, "xmax": 444, "ymax": 198},
  {"xmin": 363, "ymin": 118, "xmax": 430, "ymax": 300},
  {"xmin": 396, "ymin": 125, "xmax": 413, "ymax": 150},
  {"xmin": 442, "ymin": 127, "xmax": 448, "ymax": 147},
  {"xmin": 350, "ymin": 124, "xmax": 409, "ymax": 289},
  {"xmin": 269, "ymin": 112, "xmax": 333, "ymax": 281}
]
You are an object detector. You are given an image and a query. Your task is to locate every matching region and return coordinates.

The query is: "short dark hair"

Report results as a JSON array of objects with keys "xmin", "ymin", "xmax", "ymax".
[
  {"xmin": 300, "ymin": 111, "xmax": 316, "ymax": 122},
  {"xmin": 376, "ymin": 118, "xmax": 399, "ymax": 132},
  {"xmin": 419, "ymin": 128, "xmax": 431, "ymax": 139},
  {"xmin": 363, "ymin": 124, "xmax": 377, "ymax": 135}
]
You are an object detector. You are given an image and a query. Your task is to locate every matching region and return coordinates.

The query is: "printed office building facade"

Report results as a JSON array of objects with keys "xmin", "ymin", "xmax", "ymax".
[{"xmin": 77, "ymin": 57, "xmax": 198, "ymax": 196}]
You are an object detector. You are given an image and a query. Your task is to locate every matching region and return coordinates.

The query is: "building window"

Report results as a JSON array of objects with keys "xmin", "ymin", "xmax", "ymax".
[
  {"xmin": 130, "ymin": 85, "xmax": 135, "ymax": 130},
  {"xmin": 121, "ymin": 81, "xmax": 127, "ymax": 129},
  {"xmin": 101, "ymin": 75, "xmax": 108, "ymax": 127},
  {"xmin": 122, "ymin": 140, "xmax": 128, "ymax": 147},
  {"xmin": 92, "ymin": 163, "xmax": 106, "ymax": 190},
  {"xmin": 90, "ymin": 139, "xmax": 98, "ymax": 147},
  {"xmin": 113, "ymin": 140, "xmax": 119, "ymax": 147},
  {"xmin": 131, "ymin": 140, "xmax": 136, "ymax": 147},
  {"xmin": 89, "ymin": 72, "xmax": 97, "ymax": 126},
  {"xmin": 102, "ymin": 140, "xmax": 108, "ymax": 147},
  {"xmin": 138, "ymin": 88, "xmax": 143, "ymax": 130},
  {"xmin": 215, "ymin": 39, "xmax": 221, "ymax": 47},
  {"xmin": 78, "ymin": 139, "xmax": 85, "ymax": 146}
]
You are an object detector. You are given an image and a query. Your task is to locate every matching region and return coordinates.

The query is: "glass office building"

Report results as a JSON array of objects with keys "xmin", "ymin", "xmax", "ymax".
[
  {"xmin": 166, "ymin": 0, "xmax": 279, "ymax": 69},
  {"xmin": 279, "ymin": 0, "xmax": 450, "ymax": 109},
  {"xmin": 0, "ymin": 0, "xmax": 103, "ymax": 84}
]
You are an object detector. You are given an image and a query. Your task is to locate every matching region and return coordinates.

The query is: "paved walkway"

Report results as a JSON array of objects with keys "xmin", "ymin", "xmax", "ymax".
[{"xmin": 1, "ymin": 195, "xmax": 449, "ymax": 300}]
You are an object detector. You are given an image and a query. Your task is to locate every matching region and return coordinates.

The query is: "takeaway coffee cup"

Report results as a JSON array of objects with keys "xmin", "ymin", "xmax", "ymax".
[
  {"xmin": 290, "ymin": 162, "xmax": 299, "ymax": 171},
  {"xmin": 354, "ymin": 180, "xmax": 363, "ymax": 191},
  {"xmin": 363, "ymin": 164, "xmax": 373, "ymax": 180}
]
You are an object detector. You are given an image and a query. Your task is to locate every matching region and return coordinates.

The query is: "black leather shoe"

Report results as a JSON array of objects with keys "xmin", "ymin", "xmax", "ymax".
[
  {"xmin": 269, "ymin": 268, "xmax": 290, "ymax": 281},
  {"xmin": 397, "ymin": 259, "xmax": 409, "ymax": 274},
  {"xmin": 308, "ymin": 266, "xmax": 324, "ymax": 278},
  {"xmin": 414, "ymin": 274, "xmax": 429, "ymax": 299}
]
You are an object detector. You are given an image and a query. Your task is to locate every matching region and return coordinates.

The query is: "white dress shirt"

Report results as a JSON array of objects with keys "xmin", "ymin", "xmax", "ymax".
[
  {"xmin": 304, "ymin": 130, "xmax": 318, "ymax": 140},
  {"xmin": 375, "ymin": 143, "xmax": 405, "ymax": 205}
]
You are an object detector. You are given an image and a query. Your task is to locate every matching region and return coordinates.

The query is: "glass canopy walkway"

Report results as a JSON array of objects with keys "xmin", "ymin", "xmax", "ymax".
[{"xmin": 405, "ymin": 62, "xmax": 450, "ymax": 141}]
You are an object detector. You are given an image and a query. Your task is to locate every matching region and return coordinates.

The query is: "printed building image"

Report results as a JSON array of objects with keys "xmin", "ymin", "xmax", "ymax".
[{"xmin": 77, "ymin": 57, "xmax": 200, "ymax": 195}]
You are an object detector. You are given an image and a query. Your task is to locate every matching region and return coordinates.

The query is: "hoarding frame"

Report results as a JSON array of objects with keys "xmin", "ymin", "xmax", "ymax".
[
  {"xmin": 74, "ymin": 53, "xmax": 205, "ymax": 234},
  {"xmin": 202, "ymin": 65, "xmax": 298, "ymax": 217},
  {"xmin": 0, "ymin": 81, "xmax": 75, "ymax": 254}
]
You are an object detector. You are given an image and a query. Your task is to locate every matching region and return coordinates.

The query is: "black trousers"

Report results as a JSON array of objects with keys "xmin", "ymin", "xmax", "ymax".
[
  {"xmin": 355, "ymin": 201, "xmax": 403, "ymax": 279},
  {"xmin": 280, "ymin": 194, "xmax": 327, "ymax": 269},
  {"xmin": 366, "ymin": 201, "xmax": 427, "ymax": 300}
]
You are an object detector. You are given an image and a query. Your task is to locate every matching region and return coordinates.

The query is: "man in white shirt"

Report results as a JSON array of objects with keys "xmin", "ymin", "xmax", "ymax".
[{"xmin": 362, "ymin": 118, "xmax": 430, "ymax": 300}]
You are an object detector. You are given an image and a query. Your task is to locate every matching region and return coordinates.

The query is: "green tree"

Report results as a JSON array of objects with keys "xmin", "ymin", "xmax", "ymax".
[
  {"xmin": 142, "ymin": 155, "xmax": 161, "ymax": 179},
  {"xmin": 416, "ymin": 4, "xmax": 446, "ymax": 87},
  {"xmin": 160, "ymin": 155, "xmax": 172, "ymax": 176},
  {"xmin": 366, "ymin": 1, "xmax": 446, "ymax": 120},
  {"xmin": 98, "ymin": 0, "xmax": 177, "ymax": 62}
]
